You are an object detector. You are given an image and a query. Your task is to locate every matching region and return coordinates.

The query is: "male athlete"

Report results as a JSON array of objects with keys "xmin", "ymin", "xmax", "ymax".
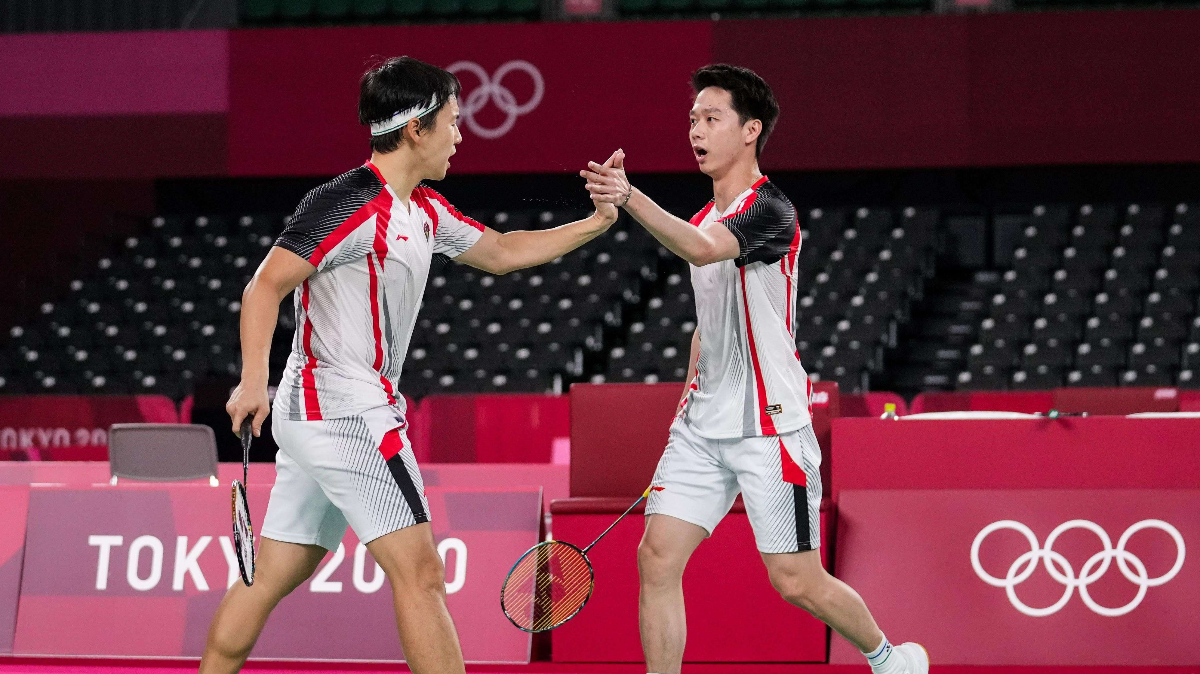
[
  {"xmin": 582, "ymin": 64, "xmax": 927, "ymax": 674},
  {"xmin": 200, "ymin": 56, "xmax": 618, "ymax": 674}
]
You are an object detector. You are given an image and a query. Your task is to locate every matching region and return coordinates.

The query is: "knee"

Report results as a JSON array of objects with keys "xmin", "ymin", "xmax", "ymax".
[
  {"xmin": 768, "ymin": 567, "xmax": 828, "ymax": 613},
  {"xmin": 637, "ymin": 537, "xmax": 682, "ymax": 589},
  {"xmin": 381, "ymin": 546, "xmax": 446, "ymax": 598}
]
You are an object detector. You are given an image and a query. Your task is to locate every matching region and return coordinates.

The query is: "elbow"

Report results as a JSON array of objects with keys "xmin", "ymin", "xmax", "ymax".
[
  {"xmin": 484, "ymin": 256, "xmax": 518, "ymax": 275},
  {"xmin": 686, "ymin": 242, "xmax": 723, "ymax": 267}
]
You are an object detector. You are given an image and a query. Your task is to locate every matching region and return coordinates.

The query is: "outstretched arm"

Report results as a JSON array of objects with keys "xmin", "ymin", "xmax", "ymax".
[
  {"xmin": 582, "ymin": 150, "xmax": 739, "ymax": 267},
  {"xmin": 456, "ymin": 151, "xmax": 621, "ymax": 275},
  {"xmin": 456, "ymin": 209, "xmax": 615, "ymax": 274}
]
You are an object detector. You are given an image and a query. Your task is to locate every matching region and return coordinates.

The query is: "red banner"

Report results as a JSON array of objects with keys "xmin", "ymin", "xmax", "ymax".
[
  {"xmin": 227, "ymin": 22, "xmax": 713, "ymax": 177},
  {"xmin": 831, "ymin": 490, "xmax": 1198, "ymax": 666},
  {"xmin": 13, "ymin": 485, "xmax": 540, "ymax": 662},
  {"xmin": 0, "ymin": 395, "xmax": 179, "ymax": 461}
]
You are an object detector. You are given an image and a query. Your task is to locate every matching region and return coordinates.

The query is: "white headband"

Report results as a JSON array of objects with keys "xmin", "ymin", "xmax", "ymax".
[{"xmin": 369, "ymin": 96, "xmax": 440, "ymax": 137}]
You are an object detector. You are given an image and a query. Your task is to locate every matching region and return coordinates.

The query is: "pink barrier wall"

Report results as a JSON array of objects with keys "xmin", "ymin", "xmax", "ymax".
[
  {"xmin": 549, "ymin": 501, "xmax": 831, "ymax": 663},
  {"xmin": 0, "ymin": 487, "xmax": 28, "ymax": 654},
  {"xmin": 832, "ymin": 489, "xmax": 1198, "ymax": 665},
  {"xmin": 12, "ymin": 484, "xmax": 539, "ymax": 662},
  {"xmin": 831, "ymin": 417, "xmax": 1200, "ymax": 499},
  {"xmin": 412, "ymin": 394, "xmax": 569, "ymax": 464}
]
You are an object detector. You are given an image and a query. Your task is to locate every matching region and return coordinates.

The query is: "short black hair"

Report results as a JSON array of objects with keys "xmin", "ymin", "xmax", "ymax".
[
  {"xmin": 690, "ymin": 64, "xmax": 780, "ymax": 159},
  {"xmin": 360, "ymin": 56, "xmax": 461, "ymax": 154}
]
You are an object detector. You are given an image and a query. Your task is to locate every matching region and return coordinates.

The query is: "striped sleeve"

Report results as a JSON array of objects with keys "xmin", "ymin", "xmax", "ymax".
[
  {"xmin": 416, "ymin": 186, "xmax": 486, "ymax": 259},
  {"xmin": 720, "ymin": 186, "xmax": 798, "ymax": 268},
  {"xmin": 275, "ymin": 167, "xmax": 383, "ymax": 271}
]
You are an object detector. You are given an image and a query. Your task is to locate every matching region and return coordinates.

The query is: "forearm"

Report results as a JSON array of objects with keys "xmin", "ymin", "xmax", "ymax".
[
  {"xmin": 239, "ymin": 278, "xmax": 284, "ymax": 387},
  {"xmin": 491, "ymin": 214, "xmax": 609, "ymax": 273},
  {"xmin": 625, "ymin": 189, "xmax": 723, "ymax": 266}
]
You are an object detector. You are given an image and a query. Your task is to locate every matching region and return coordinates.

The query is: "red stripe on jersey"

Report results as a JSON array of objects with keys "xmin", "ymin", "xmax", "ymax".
[
  {"xmin": 367, "ymin": 255, "xmax": 397, "ymax": 407},
  {"xmin": 689, "ymin": 201, "xmax": 715, "ymax": 227},
  {"xmin": 779, "ymin": 436, "xmax": 807, "ymax": 486},
  {"xmin": 371, "ymin": 188, "xmax": 393, "ymax": 269},
  {"xmin": 300, "ymin": 280, "xmax": 322, "ymax": 420},
  {"xmin": 414, "ymin": 186, "xmax": 484, "ymax": 234},
  {"xmin": 719, "ymin": 190, "xmax": 758, "ymax": 223},
  {"xmin": 365, "ymin": 161, "xmax": 386, "ymax": 184},
  {"xmin": 378, "ymin": 427, "xmax": 403, "ymax": 461},
  {"xmin": 806, "ymin": 377, "xmax": 813, "ymax": 417},
  {"xmin": 739, "ymin": 267, "xmax": 777, "ymax": 435},
  {"xmin": 717, "ymin": 176, "xmax": 769, "ymax": 223},
  {"xmin": 310, "ymin": 186, "xmax": 391, "ymax": 268},
  {"xmin": 411, "ymin": 189, "xmax": 438, "ymax": 234}
]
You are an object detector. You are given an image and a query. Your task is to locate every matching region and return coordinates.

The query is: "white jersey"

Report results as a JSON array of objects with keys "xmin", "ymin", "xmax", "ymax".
[
  {"xmin": 273, "ymin": 162, "xmax": 483, "ymax": 421},
  {"xmin": 681, "ymin": 177, "xmax": 812, "ymax": 439}
]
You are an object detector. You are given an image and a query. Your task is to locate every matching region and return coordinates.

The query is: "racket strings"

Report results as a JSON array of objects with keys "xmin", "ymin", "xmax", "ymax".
[{"xmin": 502, "ymin": 542, "xmax": 594, "ymax": 631}]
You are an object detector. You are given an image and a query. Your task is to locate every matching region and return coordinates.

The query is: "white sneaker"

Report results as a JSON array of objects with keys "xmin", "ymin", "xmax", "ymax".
[{"xmin": 891, "ymin": 642, "xmax": 929, "ymax": 674}]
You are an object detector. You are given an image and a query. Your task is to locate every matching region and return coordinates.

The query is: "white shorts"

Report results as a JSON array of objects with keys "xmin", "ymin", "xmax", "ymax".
[
  {"xmin": 262, "ymin": 405, "xmax": 429, "ymax": 551},
  {"xmin": 646, "ymin": 418, "xmax": 822, "ymax": 554}
]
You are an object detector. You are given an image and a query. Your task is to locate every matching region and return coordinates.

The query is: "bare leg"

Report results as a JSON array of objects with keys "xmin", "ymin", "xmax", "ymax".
[
  {"xmin": 637, "ymin": 514, "xmax": 708, "ymax": 674},
  {"xmin": 760, "ymin": 548, "xmax": 884, "ymax": 652},
  {"xmin": 367, "ymin": 523, "xmax": 465, "ymax": 674},
  {"xmin": 199, "ymin": 538, "xmax": 329, "ymax": 674}
]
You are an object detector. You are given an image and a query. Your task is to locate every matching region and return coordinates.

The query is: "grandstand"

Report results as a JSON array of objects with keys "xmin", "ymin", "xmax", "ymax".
[{"xmin": 1, "ymin": 1, "xmax": 1199, "ymax": 672}]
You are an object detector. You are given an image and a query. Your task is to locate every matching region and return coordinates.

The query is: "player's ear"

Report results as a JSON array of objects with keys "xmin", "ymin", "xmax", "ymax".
[
  {"xmin": 404, "ymin": 117, "xmax": 423, "ymax": 144},
  {"xmin": 743, "ymin": 119, "xmax": 762, "ymax": 148}
]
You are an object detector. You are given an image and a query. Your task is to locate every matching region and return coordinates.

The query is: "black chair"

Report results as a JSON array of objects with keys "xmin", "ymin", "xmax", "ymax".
[
  {"xmin": 1075, "ymin": 340, "xmax": 1127, "ymax": 369},
  {"xmin": 1066, "ymin": 365, "xmax": 1119, "ymax": 387}
]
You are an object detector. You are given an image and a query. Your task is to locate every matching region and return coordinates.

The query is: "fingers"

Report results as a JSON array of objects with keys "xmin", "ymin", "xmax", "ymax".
[
  {"xmin": 586, "ymin": 161, "xmax": 626, "ymax": 177},
  {"xmin": 579, "ymin": 169, "xmax": 626, "ymax": 188},
  {"xmin": 252, "ymin": 406, "xmax": 269, "ymax": 438},
  {"xmin": 585, "ymin": 183, "xmax": 625, "ymax": 197},
  {"xmin": 230, "ymin": 407, "xmax": 247, "ymax": 437},
  {"xmin": 614, "ymin": 149, "xmax": 625, "ymax": 170},
  {"xmin": 601, "ymin": 150, "xmax": 619, "ymax": 169}
]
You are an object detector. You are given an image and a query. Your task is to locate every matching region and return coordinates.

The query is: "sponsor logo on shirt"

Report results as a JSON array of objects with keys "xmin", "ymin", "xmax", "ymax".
[{"xmin": 764, "ymin": 404, "xmax": 783, "ymax": 415}]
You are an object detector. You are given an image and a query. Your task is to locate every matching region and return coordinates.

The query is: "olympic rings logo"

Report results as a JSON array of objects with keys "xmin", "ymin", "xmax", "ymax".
[
  {"xmin": 971, "ymin": 519, "xmax": 1185, "ymax": 617},
  {"xmin": 447, "ymin": 60, "xmax": 544, "ymax": 140}
]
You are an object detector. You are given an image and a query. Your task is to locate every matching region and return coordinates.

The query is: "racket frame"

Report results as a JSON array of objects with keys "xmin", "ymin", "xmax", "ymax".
[
  {"xmin": 499, "ymin": 487, "xmax": 653, "ymax": 632},
  {"xmin": 500, "ymin": 540, "xmax": 595, "ymax": 633},
  {"xmin": 231, "ymin": 418, "xmax": 256, "ymax": 586}
]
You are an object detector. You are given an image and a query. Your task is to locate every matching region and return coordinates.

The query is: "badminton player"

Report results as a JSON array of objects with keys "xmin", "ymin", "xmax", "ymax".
[
  {"xmin": 199, "ymin": 56, "xmax": 618, "ymax": 674},
  {"xmin": 582, "ymin": 64, "xmax": 928, "ymax": 674}
]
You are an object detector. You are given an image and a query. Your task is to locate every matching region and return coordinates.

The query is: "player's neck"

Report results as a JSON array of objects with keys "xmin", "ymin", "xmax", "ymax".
[
  {"xmin": 369, "ymin": 150, "xmax": 426, "ymax": 208},
  {"xmin": 710, "ymin": 161, "xmax": 763, "ymax": 213}
]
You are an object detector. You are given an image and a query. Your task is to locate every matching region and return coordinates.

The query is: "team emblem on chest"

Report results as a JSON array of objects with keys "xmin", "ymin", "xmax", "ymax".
[{"xmin": 424, "ymin": 220, "xmax": 431, "ymax": 240}]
